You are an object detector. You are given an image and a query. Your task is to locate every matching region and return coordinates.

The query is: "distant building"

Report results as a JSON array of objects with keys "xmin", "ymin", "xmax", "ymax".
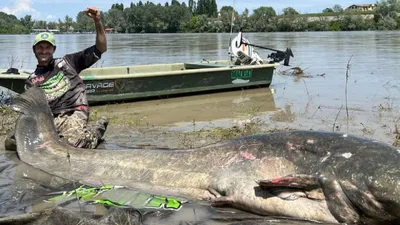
[
  {"xmin": 32, "ymin": 28, "xmax": 60, "ymax": 33},
  {"xmin": 105, "ymin": 28, "xmax": 115, "ymax": 33},
  {"xmin": 346, "ymin": 4, "xmax": 376, "ymax": 11}
]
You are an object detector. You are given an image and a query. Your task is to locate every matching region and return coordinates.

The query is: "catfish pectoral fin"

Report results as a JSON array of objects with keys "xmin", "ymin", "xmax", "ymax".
[{"xmin": 257, "ymin": 174, "xmax": 320, "ymax": 190}]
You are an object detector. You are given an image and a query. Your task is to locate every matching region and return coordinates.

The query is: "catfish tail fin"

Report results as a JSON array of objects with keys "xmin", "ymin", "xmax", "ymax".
[
  {"xmin": 11, "ymin": 87, "xmax": 59, "ymax": 156},
  {"xmin": 11, "ymin": 87, "xmax": 52, "ymax": 117}
]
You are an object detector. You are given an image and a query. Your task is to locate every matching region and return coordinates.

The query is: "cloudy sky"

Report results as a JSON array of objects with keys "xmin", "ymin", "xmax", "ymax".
[{"xmin": 1, "ymin": 0, "xmax": 376, "ymax": 21}]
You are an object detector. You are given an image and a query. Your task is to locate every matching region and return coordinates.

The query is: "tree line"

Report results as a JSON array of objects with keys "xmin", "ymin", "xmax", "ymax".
[{"xmin": 0, "ymin": 0, "xmax": 399, "ymax": 34}]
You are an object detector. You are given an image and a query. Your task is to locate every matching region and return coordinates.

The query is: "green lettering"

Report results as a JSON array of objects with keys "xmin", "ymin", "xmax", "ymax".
[{"xmin": 231, "ymin": 69, "xmax": 253, "ymax": 79}]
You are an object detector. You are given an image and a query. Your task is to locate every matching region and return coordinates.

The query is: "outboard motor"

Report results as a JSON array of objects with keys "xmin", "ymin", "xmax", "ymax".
[
  {"xmin": 268, "ymin": 47, "xmax": 294, "ymax": 66},
  {"xmin": 231, "ymin": 31, "xmax": 294, "ymax": 66},
  {"xmin": 230, "ymin": 33, "xmax": 264, "ymax": 65}
]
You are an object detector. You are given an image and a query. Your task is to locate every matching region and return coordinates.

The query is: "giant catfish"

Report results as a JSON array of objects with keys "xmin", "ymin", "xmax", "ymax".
[{"xmin": 10, "ymin": 87, "xmax": 400, "ymax": 224}]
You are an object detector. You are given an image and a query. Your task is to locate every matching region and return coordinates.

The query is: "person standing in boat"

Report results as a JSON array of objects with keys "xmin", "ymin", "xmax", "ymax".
[{"xmin": 5, "ymin": 7, "xmax": 108, "ymax": 150}]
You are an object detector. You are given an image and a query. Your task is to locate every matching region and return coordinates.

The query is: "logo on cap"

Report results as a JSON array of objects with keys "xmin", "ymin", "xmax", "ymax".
[{"xmin": 41, "ymin": 33, "xmax": 49, "ymax": 39}]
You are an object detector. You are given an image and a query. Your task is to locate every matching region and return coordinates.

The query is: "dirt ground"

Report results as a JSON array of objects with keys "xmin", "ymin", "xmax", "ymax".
[{"xmin": 0, "ymin": 106, "xmax": 17, "ymax": 151}]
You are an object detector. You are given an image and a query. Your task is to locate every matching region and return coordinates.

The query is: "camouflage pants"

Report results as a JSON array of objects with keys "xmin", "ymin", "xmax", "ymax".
[{"xmin": 54, "ymin": 110, "xmax": 106, "ymax": 149}]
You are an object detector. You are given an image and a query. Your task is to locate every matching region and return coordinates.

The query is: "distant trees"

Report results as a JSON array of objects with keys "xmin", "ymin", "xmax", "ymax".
[
  {"xmin": 375, "ymin": 0, "xmax": 400, "ymax": 29},
  {"xmin": 76, "ymin": 11, "xmax": 94, "ymax": 32},
  {"xmin": 5, "ymin": 0, "xmax": 400, "ymax": 34},
  {"xmin": 58, "ymin": 16, "xmax": 74, "ymax": 33},
  {"xmin": 248, "ymin": 7, "xmax": 277, "ymax": 32},
  {"xmin": 282, "ymin": 7, "xmax": 299, "ymax": 16},
  {"xmin": 332, "ymin": 4, "xmax": 344, "ymax": 13},
  {"xmin": 188, "ymin": 0, "xmax": 195, "ymax": 13},
  {"xmin": 196, "ymin": 0, "xmax": 218, "ymax": 17},
  {"xmin": 20, "ymin": 15, "xmax": 34, "ymax": 30},
  {"xmin": 375, "ymin": 0, "xmax": 400, "ymax": 17},
  {"xmin": 104, "ymin": 7, "xmax": 125, "ymax": 33},
  {"xmin": 0, "ymin": 12, "xmax": 29, "ymax": 34},
  {"xmin": 218, "ymin": 6, "xmax": 237, "ymax": 32},
  {"xmin": 111, "ymin": 3, "xmax": 124, "ymax": 11}
]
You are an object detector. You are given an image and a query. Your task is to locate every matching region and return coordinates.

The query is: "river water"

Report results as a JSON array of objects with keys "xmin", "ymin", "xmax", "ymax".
[
  {"xmin": 0, "ymin": 31, "xmax": 400, "ymax": 224},
  {"xmin": 2, "ymin": 31, "xmax": 400, "ymax": 116}
]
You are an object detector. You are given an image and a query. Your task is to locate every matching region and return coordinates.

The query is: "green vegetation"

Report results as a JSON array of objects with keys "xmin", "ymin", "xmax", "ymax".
[
  {"xmin": 0, "ymin": 12, "xmax": 30, "ymax": 34},
  {"xmin": 1, "ymin": 0, "xmax": 400, "ymax": 33}
]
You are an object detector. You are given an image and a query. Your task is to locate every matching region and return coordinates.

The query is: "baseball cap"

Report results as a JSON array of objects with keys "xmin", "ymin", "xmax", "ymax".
[{"xmin": 33, "ymin": 32, "xmax": 56, "ymax": 46}]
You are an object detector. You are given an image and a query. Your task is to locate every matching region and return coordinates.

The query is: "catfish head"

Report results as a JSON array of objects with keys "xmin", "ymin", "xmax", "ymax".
[{"xmin": 330, "ymin": 141, "xmax": 400, "ymax": 224}]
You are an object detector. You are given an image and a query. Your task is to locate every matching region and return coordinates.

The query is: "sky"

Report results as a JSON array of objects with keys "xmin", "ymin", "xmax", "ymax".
[{"xmin": 0, "ymin": 0, "xmax": 377, "ymax": 21}]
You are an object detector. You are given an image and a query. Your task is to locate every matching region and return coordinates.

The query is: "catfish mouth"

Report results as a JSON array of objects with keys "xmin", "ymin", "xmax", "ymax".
[
  {"xmin": 368, "ymin": 180, "xmax": 400, "ymax": 222},
  {"xmin": 341, "ymin": 178, "xmax": 400, "ymax": 223},
  {"xmin": 378, "ymin": 196, "xmax": 400, "ymax": 220}
]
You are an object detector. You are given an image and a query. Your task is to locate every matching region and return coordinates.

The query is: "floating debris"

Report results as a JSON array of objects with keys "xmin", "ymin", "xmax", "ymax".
[{"xmin": 278, "ymin": 66, "xmax": 318, "ymax": 78}]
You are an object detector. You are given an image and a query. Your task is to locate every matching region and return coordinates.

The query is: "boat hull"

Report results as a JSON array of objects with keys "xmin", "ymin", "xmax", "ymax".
[{"xmin": 0, "ymin": 61, "xmax": 277, "ymax": 105}]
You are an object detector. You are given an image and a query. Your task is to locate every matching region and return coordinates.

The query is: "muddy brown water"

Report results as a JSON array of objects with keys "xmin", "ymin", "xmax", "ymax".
[{"xmin": 1, "ymin": 31, "xmax": 400, "ymax": 224}]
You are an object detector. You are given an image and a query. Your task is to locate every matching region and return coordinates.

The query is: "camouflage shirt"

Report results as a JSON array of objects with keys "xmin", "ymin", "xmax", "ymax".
[{"xmin": 26, "ymin": 45, "xmax": 102, "ymax": 115}]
